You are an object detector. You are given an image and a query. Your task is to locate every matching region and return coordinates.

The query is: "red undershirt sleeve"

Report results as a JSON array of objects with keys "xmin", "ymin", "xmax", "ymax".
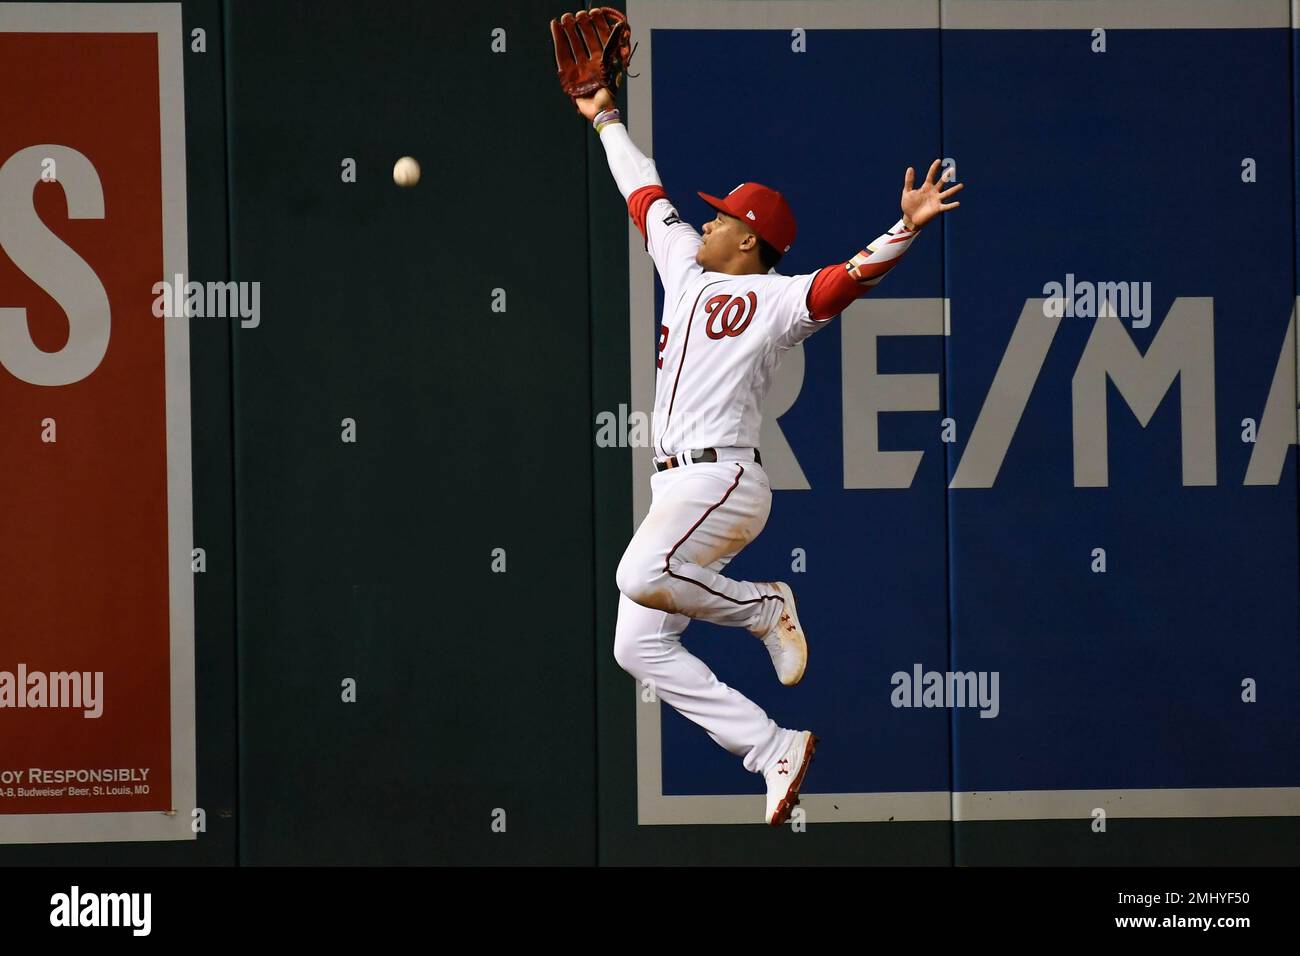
[
  {"xmin": 805, "ymin": 264, "xmax": 864, "ymax": 322},
  {"xmin": 804, "ymin": 218, "xmax": 920, "ymax": 321},
  {"xmin": 628, "ymin": 184, "xmax": 669, "ymax": 249}
]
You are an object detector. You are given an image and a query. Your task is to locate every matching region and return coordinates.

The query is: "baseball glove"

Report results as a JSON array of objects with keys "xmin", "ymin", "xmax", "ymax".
[{"xmin": 550, "ymin": 7, "xmax": 635, "ymax": 109}]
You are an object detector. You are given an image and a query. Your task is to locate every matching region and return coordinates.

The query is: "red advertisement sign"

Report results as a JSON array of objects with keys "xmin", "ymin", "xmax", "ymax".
[{"xmin": 0, "ymin": 4, "xmax": 193, "ymax": 844}]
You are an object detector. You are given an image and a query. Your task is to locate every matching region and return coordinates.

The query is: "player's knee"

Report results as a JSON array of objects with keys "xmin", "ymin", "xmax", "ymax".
[
  {"xmin": 617, "ymin": 570, "xmax": 673, "ymax": 612},
  {"xmin": 612, "ymin": 632, "xmax": 643, "ymax": 676},
  {"xmin": 619, "ymin": 575, "xmax": 670, "ymax": 611},
  {"xmin": 615, "ymin": 552, "xmax": 673, "ymax": 612},
  {"xmin": 614, "ymin": 551, "xmax": 638, "ymax": 598}
]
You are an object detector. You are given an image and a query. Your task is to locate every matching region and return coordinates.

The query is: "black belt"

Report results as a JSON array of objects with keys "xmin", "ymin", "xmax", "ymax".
[{"xmin": 653, "ymin": 448, "xmax": 762, "ymax": 472}]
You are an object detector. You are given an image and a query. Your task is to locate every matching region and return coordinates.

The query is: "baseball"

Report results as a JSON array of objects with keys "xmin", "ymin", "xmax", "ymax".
[{"xmin": 393, "ymin": 156, "xmax": 420, "ymax": 187}]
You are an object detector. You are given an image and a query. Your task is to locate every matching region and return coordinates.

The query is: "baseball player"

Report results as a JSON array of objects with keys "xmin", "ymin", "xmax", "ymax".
[{"xmin": 575, "ymin": 77, "xmax": 961, "ymax": 826}]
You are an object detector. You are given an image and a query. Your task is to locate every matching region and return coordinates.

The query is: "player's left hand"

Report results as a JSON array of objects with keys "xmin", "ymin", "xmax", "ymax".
[
  {"xmin": 901, "ymin": 159, "xmax": 963, "ymax": 229},
  {"xmin": 575, "ymin": 86, "xmax": 615, "ymax": 122}
]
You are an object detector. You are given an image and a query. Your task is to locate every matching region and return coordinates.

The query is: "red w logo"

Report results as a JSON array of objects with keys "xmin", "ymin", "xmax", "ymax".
[{"xmin": 704, "ymin": 291, "xmax": 758, "ymax": 340}]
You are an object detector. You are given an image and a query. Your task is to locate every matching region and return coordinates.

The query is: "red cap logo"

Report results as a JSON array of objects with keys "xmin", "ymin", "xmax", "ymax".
[{"xmin": 697, "ymin": 182, "xmax": 797, "ymax": 255}]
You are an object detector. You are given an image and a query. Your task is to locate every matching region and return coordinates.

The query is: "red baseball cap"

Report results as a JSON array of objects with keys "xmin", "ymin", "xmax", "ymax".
[{"xmin": 697, "ymin": 182, "xmax": 797, "ymax": 255}]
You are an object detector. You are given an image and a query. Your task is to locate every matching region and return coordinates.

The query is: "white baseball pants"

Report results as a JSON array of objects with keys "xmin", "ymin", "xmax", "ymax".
[{"xmin": 613, "ymin": 455, "xmax": 794, "ymax": 775}]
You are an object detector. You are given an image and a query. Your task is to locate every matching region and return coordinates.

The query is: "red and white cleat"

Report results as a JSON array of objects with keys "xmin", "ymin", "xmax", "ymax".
[
  {"xmin": 756, "ymin": 582, "xmax": 808, "ymax": 686},
  {"xmin": 763, "ymin": 730, "xmax": 819, "ymax": 826}
]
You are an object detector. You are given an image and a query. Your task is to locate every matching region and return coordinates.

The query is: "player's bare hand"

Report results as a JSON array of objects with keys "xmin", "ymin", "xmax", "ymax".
[
  {"xmin": 901, "ymin": 159, "xmax": 963, "ymax": 229},
  {"xmin": 575, "ymin": 86, "xmax": 616, "ymax": 122}
]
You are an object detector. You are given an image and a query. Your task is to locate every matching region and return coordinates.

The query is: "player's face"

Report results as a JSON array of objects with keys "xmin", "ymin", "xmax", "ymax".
[{"xmin": 697, "ymin": 211, "xmax": 754, "ymax": 271}]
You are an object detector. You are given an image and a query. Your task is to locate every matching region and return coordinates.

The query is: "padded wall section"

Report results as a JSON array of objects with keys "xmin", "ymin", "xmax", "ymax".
[
  {"xmin": 943, "ymin": 2, "xmax": 1300, "ymax": 863},
  {"xmin": 227, "ymin": 0, "xmax": 596, "ymax": 864}
]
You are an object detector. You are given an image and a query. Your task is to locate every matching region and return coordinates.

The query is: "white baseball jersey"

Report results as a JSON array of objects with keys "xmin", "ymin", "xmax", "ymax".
[{"xmin": 644, "ymin": 196, "xmax": 824, "ymax": 458}]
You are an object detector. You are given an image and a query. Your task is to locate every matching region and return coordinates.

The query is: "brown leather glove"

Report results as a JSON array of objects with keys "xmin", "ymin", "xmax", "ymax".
[{"xmin": 550, "ymin": 7, "xmax": 635, "ymax": 112}]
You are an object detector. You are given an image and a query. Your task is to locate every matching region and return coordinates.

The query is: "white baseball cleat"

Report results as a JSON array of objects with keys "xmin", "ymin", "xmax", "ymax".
[
  {"xmin": 764, "ymin": 730, "xmax": 819, "ymax": 826},
  {"xmin": 756, "ymin": 582, "xmax": 807, "ymax": 686}
]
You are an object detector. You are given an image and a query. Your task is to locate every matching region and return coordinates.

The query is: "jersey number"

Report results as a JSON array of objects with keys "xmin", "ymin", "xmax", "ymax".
[{"xmin": 657, "ymin": 324, "xmax": 669, "ymax": 369}]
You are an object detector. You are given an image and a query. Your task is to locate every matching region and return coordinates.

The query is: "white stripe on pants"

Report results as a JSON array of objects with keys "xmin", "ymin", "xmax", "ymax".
[{"xmin": 613, "ymin": 461, "xmax": 792, "ymax": 775}]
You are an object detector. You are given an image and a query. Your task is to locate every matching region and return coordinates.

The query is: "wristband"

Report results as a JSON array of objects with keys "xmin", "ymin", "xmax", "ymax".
[{"xmin": 594, "ymin": 107, "xmax": 622, "ymax": 133}]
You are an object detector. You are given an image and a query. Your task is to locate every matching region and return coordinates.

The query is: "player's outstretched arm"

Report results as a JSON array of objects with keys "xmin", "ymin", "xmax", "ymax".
[
  {"xmin": 576, "ymin": 88, "xmax": 664, "ymax": 202},
  {"xmin": 576, "ymin": 87, "xmax": 696, "ymax": 263},
  {"xmin": 806, "ymin": 159, "xmax": 964, "ymax": 321}
]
